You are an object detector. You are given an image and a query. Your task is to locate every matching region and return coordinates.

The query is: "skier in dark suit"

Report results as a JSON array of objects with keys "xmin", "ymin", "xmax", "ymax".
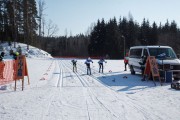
[
  {"xmin": 85, "ymin": 57, "xmax": 93, "ymax": 75},
  {"xmin": 71, "ymin": 59, "xmax": 77, "ymax": 72},
  {"xmin": 98, "ymin": 58, "xmax": 107, "ymax": 73}
]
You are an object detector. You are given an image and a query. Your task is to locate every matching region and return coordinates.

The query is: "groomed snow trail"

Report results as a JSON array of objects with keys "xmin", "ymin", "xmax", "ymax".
[
  {"xmin": 0, "ymin": 58, "xmax": 180, "ymax": 120},
  {"xmin": 38, "ymin": 59, "xmax": 172, "ymax": 120}
]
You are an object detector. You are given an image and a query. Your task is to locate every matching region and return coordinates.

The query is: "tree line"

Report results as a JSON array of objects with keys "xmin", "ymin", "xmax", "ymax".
[
  {"xmin": 41, "ymin": 17, "xmax": 180, "ymax": 59},
  {"xmin": 88, "ymin": 17, "xmax": 180, "ymax": 59},
  {"xmin": 1, "ymin": 1, "xmax": 180, "ymax": 59},
  {"xmin": 41, "ymin": 34, "xmax": 90, "ymax": 57}
]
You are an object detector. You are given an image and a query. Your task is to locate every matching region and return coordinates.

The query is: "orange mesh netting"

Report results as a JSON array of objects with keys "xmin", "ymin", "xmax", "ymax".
[{"xmin": 0, "ymin": 60, "xmax": 16, "ymax": 85}]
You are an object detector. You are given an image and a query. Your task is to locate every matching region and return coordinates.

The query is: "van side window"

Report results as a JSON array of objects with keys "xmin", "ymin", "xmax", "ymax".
[
  {"xmin": 130, "ymin": 49, "xmax": 142, "ymax": 58},
  {"xmin": 149, "ymin": 48, "xmax": 176, "ymax": 58}
]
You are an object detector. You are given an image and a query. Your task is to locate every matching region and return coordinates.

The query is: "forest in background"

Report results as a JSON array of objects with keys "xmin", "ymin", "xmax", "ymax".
[
  {"xmin": 42, "ymin": 17, "xmax": 180, "ymax": 59},
  {"xmin": 0, "ymin": 0, "xmax": 180, "ymax": 59}
]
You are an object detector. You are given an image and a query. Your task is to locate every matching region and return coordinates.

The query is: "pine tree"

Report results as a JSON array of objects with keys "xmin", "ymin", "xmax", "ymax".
[
  {"xmin": 127, "ymin": 17, "xmax": 138, "ymax": 48},
  {"xmin": 22, "ymin": 0, "xmax": 38, "ymax": 48},
  {"xmin": 149, "ymin": 22, "xmax": 158, "ymax": 45},
  {"xmin": 139, "ymin": 18, "xmax": 151, "ymax": 45},
  {"xmin": 105, "ymin": 18, "xmax": 121, "ymax": 58}
]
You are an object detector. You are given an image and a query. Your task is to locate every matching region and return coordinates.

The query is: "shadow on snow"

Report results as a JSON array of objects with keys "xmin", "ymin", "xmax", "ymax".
[{"xmin": 97, "ymin": 72, "xmax": 169, "ymax": 92}]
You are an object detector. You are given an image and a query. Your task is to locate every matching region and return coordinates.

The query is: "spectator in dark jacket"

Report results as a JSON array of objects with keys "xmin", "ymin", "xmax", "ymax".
[
  {"xmin": 0, "ymin": 52, "xmax": 5, "ymax": 79},
  {"xmin": 0, "ymin": 52, "xmax": 5, "ymax": 61},
  {"xmin": 139, "ymin": 55, "xmax": 148, "ymax": 81}
]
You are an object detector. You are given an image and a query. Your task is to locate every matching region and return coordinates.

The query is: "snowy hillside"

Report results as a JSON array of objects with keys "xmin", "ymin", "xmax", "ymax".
[
  {"xmin": 0, "ymin": 42, "xmax": 52, "ymax": 59},
  {"xmin": 0, "ymin": 43, "xmax": 180, "ymax": 120}
]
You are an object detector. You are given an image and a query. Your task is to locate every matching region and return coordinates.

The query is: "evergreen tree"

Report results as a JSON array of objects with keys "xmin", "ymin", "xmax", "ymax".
[
  {"xmin": 88, "ymin": 19, "xmax": 106, "ymax": 56},
  {"xmin": 119, "ymin": 17, "xmax": 128, "ymax": 39},
  {"xmin": 22, "ymin": 0, "xmax": 38, "ymax": 48},
  {"xmin": 118, "ymin": 17, "xmax": 128, "ymax": 56},
  {"xmin": 127, "ymin": 17, "xmax": 138, "ymax": 48},
  {"xmin": 149, "ymin": 22, "xmax": 158, "ymax": 45},
  {"xmin": 170, "ymin": 20, "xmax": 177, "ymax": 33},
  {"xmin": 162, "ymin": 19, "xmax": 170, "ymax": 33},
  {"xmin": 105, "ymin": 17, "xmax": 121, "ymax": 58},
  {"xmin": 139, "ymin": 18, "xmax": 150, "ymax": 45}
]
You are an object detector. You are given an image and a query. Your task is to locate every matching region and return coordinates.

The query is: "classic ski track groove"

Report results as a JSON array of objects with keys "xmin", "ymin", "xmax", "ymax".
[
  {"xmin": 41, "ymin": 59, "xmax": 166, "ymax": 120},
  {"xmin": 65, "ymin": 60, "xmax": 165, "ymax": 120},
  {"xmin": 62, "ymin": 60, "xmax": 121, "ymax": 119}
]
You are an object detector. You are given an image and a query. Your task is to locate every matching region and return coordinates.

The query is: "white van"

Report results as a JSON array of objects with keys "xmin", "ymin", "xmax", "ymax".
[{"xmin": 128, "ymin": 46, "xmax": 180, "ymax": 80}]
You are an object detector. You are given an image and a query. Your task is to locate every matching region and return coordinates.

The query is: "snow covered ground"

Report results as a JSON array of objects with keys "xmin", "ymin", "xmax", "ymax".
[{"xmin": 0, "ymin": 43, "xmax": 180, "ymax": 120}]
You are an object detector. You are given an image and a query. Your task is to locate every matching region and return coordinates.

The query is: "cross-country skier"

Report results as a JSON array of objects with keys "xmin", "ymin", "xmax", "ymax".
[
  {"xmin": 85, "ymin": 57, "xmax": 93, "ymax": 75},
  {"xmin": 98, "ymin": 57, "xmax": 107, "ymax": 73},
  {"xmin": 71, "ymin": 59, "xmax": 77, "ymax": 72}
]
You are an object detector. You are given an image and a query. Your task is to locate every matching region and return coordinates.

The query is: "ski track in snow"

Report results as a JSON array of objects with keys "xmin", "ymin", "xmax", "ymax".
[
  {"xmin": 32, "ymin": 59, "xmax": 178, "ymax": 120},
  {"xmin": 0, "ymin": 58, "xmax": 180, "ymax": 120},
  {"xmin": 50, "ymin": 59, "xmax": 161, "ymax": 120},
  {"xmin": 74, "ymin": 61, "xmax": 153, "ymax": 120},
  {"xmin": 61, "ymin": 60, "xmax": 122, "ymax": 120}
]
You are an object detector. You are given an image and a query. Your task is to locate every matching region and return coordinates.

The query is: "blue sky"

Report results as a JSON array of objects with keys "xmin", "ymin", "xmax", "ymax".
[{"xmin": 41, "ymin": 0, "xmax": 180, "ymax": 36}]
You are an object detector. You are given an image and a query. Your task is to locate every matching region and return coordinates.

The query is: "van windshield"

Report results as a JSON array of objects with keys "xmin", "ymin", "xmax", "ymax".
[{"xmin": 149, "ymin": 48, "xmax": 177, "ymax": 59}]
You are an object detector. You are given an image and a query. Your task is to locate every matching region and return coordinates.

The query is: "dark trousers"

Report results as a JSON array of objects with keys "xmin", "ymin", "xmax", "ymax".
[
  {"xmin": 124, "ymin": 62, "xmax": 128, "ymax": 71},
  {"xmin": 73, "ymin": 63, "xmax": 77, "ymax": 72},
  {"xmin": 99, "ymin": 63, "xmax": 104, "ymax": 73},
  {"xmin": 86, "ymin": 64, "xmax": 91, "ymax": 75}
]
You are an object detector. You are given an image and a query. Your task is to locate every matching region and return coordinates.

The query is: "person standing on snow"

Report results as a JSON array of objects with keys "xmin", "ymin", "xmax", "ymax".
[
  {"xmin": 0, "ymin": 52, "xmax": 5, "ymax": 79},
  {"xmin": 12, "ymin": 51, "xmax": 19, "ymax": 60},
  {"xmin": 17, "ymin": 45, "xmax": 22, "ymax": 55},
  {"xmin": 98, "ymin": 57, "xmax": 107, "ymax": 73},
  {"xmin": 71, "ymin": 59, "xmax": 77, "ymax": 72},
  {"xmin": 124, "ymin": 53, "xmax": 129, "ymax": 71},
  {"xmin": 139, "ymin": 55, "xmax": 148, "ymax": 81},
  {"xmin": 0, "ymin": 52, "xmax": 5, "ymax": 61},
  {"xmin": 85, "ymin": 57, "xmax": 93, "ymax": 75}
]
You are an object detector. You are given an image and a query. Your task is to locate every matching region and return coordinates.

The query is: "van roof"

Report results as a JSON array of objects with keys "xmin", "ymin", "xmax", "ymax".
[{"xmin": 130, "ymin": 46, "xmax": 171, "ymax": 49}]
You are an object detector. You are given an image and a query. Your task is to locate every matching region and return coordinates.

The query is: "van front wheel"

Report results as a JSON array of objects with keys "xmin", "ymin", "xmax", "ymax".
[{"xmin": 130, "ymin": 66, "xmax": 135, "ymax": 75}]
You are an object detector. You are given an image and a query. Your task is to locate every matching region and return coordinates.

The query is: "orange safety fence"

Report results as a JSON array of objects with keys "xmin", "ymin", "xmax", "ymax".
[{"xmin": 0, "ymin": 60, "xmax": 16, "ymax": 85}]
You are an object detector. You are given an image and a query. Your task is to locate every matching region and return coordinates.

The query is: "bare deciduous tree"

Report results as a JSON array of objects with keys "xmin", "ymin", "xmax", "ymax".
[{"xmin": 46, "ymin": 19, "xmax": 59, "ymax": 37}]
